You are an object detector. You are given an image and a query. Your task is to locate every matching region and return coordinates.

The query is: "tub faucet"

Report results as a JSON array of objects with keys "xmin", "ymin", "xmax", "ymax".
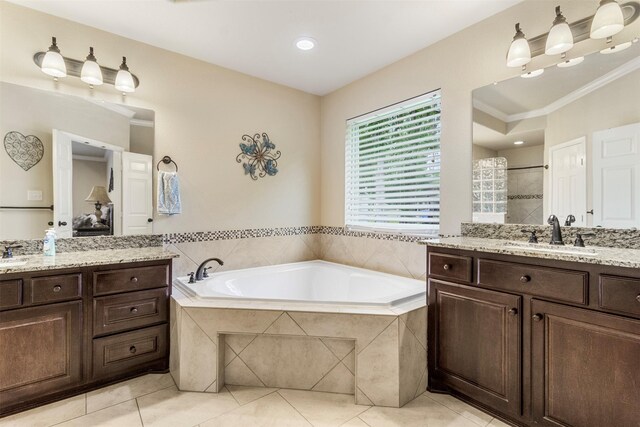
[
  {"xmin": 195, "ymin": 257, "xmax": 224, "ymax": 281},
  {"xmin": 547, "ymin": 215, "xmax": 564, "ymax": 245}
]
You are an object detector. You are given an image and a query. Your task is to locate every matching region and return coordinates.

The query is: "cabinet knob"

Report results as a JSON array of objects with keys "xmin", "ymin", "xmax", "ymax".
[
  {"xmin": 129, "ymin": 346, "xmax": 137, "ymax": 354},
  {"xmin": 130, "ymin": 307, "xmax": 138, "ymax": 314},
  {"xmin": 53, "ymin": 285, "xmax": 62, "ymax": 293},
  {"xmin": 532, "ymin": 313, "xmax": 543, "ymax": 322},
  {"xmin": 520, "ymin": 275, "xmax": 531, "ymax": 283},
  {"xmin": 636, "ymin": 294, "xmax": 640, "ymax": 303},
  {"xmin": 443, "ymin": 264, "xmax": 451, "ymax": 271},
  {"xmin": 130, "ymin": 277, "xmax": 138, "ymax": 283},
  {"xmin": 508, "ymin": 308, "xmax": 518, "ymax": 316}
]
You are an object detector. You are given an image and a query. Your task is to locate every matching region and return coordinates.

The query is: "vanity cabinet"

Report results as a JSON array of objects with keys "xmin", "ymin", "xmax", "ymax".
[
  {"xmin": 0, "ymin": 259, "xmax": 172, "ymax": 417},
  {"xmin": 427, "ymin": 247, "xmax": 640, "ymax": 427}
]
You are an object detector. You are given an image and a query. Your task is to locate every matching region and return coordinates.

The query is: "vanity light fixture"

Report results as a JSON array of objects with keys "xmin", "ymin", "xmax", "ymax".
[
  {"xmin": 590, "ymin": 0, "xmax": 625, "ymax": 39},
  {"xmin": 545, "ymin": 6, "xmax": 574, "ymax": 56},
  {"xmin": 600, "ymin": 40, "xmax": 632, "ymax": 53},
  {"xmin": 80, "ymin": 47, "xmax": 103, "ymax": 87},
  {"xmin": 557, "ymin": 56, "xmax": 585, "ymax": 67},
  {"xmin": 506, "ymin": 23, "xmax": 531, "ymax": 67},
  {"xmin": 40, "ymin": 37, "xmax": 67, "ymax": 79},
  {"xmin": 521, "ymin": 68, "xmax": 544, "ymax": 78},
  {"xmin": 115, "ymin": 57, "xmax": 136, "ymax": 94},
  {"xmin": 295, "ymin": 37, "xmax": 316, "ymax": 51}
]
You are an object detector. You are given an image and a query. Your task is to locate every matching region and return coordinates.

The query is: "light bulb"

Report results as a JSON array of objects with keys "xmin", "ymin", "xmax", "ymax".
[
  {"xmin": 41, "ymin": 37, "xmax": 67, "ymax": 78},
  {"xmin": 507, "ymin": 23, "xmax": 531, "ymax": 67},
  {"xmin": 546, "ymin": 6, "xmax": 574, "ymax": 55},
  {"xmin": 81, "ymin": 47, "xmax": 103, "ymax": 86},
  {"xmin": 115, "ymin": 57, "xmax": 136, "ymax": 93},
  {"xmin": 590, "ymin": 0, "xmax": 624, "ymax": 39}
]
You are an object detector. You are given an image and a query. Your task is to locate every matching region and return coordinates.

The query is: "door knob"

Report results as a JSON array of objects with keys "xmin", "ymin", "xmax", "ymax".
[
  {"xmin": 508, "ymin": 308, "xmax": 518, "ymax": 316},
  {"xmin": 532, "ymin": 313, "xmax": 543, "ymax": 322},
  {"xmin": 147, "ymin": 218, "xmax": 153, "ymax": 223},
  {"xmin": 58, "ymin": 221, "xmax": 67, "ymax": 226}
]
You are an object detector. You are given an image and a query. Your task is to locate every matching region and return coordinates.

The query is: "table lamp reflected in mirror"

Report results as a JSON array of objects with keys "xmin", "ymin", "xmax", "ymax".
[{"xmin": 85, "ymin": 186, "xmax": 112, "ymax": 223}]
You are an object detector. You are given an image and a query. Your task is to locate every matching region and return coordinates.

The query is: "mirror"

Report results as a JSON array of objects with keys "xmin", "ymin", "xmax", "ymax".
[
  {"xmin": 0, "ymin": 82, "xmax": 155, "ymax": 240},
  {"xmin": 472, "ymin": 42, "xmax": 640, "ymax": 229}
]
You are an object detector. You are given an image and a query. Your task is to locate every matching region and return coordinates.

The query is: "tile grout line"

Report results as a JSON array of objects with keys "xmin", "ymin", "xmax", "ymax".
[
  {"xmin": 422, "ymin": 392, "xmax": 491, "ymax": 427},
  {"xmin": 398, "ymin": 315, "xmax": 426, "ymax": 352},
  {"xmin": 276, "ymin": 390, "xmax": 315, "ymax": 426},
  {"xmin": 134, "ymin": 397, "xmax": 145, "ymax": 427},
  {"xmin": 235, "ymin": 352, "xmax": 269, "ymax": 388},
  {"xmin": 355, "ymin": 317, "xmax": 397, "ymax": 356}
]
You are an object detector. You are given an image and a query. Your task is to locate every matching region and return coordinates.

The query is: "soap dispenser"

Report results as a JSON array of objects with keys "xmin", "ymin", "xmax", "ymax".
[{"xmin": 43, "ymin": 228, "xmax": 56, "ymax": 256}]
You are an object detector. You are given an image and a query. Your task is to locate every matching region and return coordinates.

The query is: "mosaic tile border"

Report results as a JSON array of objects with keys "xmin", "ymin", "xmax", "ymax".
[
  {"xmin": 508, "ymin": 194, "xmax": 543, "ymax": 200},
  {"xmin": 163, "ymin": 226, "xmax": 321, "ymax": 244}
]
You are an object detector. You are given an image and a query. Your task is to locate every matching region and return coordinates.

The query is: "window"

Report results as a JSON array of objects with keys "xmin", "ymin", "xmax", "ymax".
[{"xmin": 345, "ymin": 90, "xmax": 441, "ymax": 235}]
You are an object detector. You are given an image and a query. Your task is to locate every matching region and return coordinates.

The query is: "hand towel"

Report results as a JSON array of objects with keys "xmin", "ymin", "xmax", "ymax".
[{"xmin": 157, "ymin": 171, "xmax": 182, "ymax": 215}]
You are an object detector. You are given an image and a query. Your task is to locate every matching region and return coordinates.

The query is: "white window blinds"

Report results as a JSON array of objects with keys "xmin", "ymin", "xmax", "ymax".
[{"xmin": 345, "ymin": 90, "xmax": 441, "ymax": 235}]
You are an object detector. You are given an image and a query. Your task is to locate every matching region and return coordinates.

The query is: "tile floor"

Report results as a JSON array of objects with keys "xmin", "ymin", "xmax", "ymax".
[{"xmin": 0, "ymin": 373, "xmax": 512, "ymax": 427}]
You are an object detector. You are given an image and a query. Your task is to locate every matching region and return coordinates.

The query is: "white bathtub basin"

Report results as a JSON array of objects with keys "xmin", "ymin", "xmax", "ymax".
[{"xmin": 175, "ymin": 260, "xmax": 425, "ymax": 308}]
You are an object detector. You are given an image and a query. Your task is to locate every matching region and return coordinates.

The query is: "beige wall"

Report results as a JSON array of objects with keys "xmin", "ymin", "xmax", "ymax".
[
  {"xmin": 319, "ymin": 0, "xmax": 639, "ymax": 235},
  {"xmin": 499, "ymin": 145, "xmax": 544, "ymax": 168},
  {"xmin": 472, "ymin": 145, "xmax": 498, "ymax": 161},
  {"xmin": 544, "ymin": 69, "xmax": 640, "ymax": 222},
  {"xmin": 0, "ymin": 2, "xmax": 321, "ymax": 235},
  {"xmin": 72, "ymin": 159, "xmax": 107, "ymax": 217}
]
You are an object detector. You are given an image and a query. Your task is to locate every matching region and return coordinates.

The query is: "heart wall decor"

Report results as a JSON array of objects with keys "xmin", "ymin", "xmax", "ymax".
[{"xmin": 3, "ymin": 131, "xmax": 45, "ymax": 171}]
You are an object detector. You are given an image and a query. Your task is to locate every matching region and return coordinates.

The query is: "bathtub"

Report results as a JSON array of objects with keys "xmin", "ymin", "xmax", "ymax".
[{"xmin": 174, "ymin": 260, "xmax": 425, "ymax": 308}]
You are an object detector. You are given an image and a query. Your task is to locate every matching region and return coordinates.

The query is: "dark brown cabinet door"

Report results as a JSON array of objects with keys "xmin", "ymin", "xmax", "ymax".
[
  {"xmin": 0, "ymin": 301, "xmax": 83, "ymax": 410},
  {"xmin": 531, "ymin": 300, "xmax": 640, "ymax": 427},
  {"xmin": 429, "ymin": 279, "xmax": 521, "ymax": 416}
]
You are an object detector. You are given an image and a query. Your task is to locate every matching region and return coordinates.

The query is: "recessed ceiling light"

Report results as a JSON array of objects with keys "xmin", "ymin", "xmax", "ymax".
[
  {"xmin": 557, "ymin": 56, "xmax": 584, "ymax": 68},
  {"xmin": 600, "ymin": 41, "xmax": 632, "ymax": 54},
  {"xmin": 521, "ymin": 69, "xmax": 544, "ymax": 78},
  {"xmin": 295, "ymin": 37, "xmax": 316, "ymax": 51},
  {"xmin": 514, "ymin": 141, "xmax": 525, "ymax": 145}
]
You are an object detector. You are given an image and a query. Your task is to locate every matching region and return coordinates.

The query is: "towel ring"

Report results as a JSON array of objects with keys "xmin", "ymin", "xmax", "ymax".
[{"xmin": 156, "ymin": 155, "xmax": 178, "ymax": 172}]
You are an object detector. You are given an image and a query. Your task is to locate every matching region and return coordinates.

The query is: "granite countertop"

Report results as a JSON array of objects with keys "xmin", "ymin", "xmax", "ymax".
[
  {"xmin": 422, "ymin": 237, "xmax": 640, "ymax": 269},
  {"xmin": 0, "ymin": 247, "xmax": 179, "ymax": 274}
]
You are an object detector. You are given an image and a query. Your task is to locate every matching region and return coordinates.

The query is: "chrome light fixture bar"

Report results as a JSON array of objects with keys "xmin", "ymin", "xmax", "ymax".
[
  {"xmin": 34, "ymin": 44, "xmax": 140, "ymax": 92},
  {"xmin": 509, "ymin": 1, "xmax": 639, "ymax": 61}
]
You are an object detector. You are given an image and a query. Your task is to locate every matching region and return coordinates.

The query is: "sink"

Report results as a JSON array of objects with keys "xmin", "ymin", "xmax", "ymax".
[
  {"xmin": 0, "ymin": 258, "xmax": 28, "ymax": 268},
  {"xmin": 503, "ymin": 241, "xmax": 598, "ymax": 256}
]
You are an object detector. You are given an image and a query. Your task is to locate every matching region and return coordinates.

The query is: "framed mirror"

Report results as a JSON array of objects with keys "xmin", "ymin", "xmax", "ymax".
[
  {"xmin": 472, "ymin": 41, "xmax": 640, "ymax": 228},
  {"xmin": 0, "ymin": 82, "xmax": 155, "ymax": 240}
]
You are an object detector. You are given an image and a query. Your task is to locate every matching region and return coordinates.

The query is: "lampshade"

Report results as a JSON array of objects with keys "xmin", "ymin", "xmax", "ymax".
[
  {"xmin": 590, "ymin": 0, "xmax": 624, "ymax": 39},
  {"xmin": 41, "ymin": 37, "xmax": 67, "ymax": 78},
  {"xmin": 115, "ymin": 57, "xmax": 136, "ymax": 93},
  {"xmin": 81, "ymin": 47, "xmax": 103, "ymax": 86},
  {"xmin": 85, "ymin": 186, "xmax": 112, "ymax": 204},
  {"xmin": 507, "ymin": 23, "xmax": 531, "ymax": 67},
  {"xmin": 546, "ymin": 6, "xmax": 574, "ymax": 55}
]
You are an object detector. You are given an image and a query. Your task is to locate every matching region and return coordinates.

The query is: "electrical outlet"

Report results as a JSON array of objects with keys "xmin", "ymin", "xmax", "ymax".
[{"xmin": 27, "ymin": 190, "xmax": 43, "ymax": 201}]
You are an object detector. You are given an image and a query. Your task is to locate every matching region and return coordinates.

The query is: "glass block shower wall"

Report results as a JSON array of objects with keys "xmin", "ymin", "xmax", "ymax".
[{"xmin": 473, "ymin": 157, "xmax": 507, "ymax": 215}]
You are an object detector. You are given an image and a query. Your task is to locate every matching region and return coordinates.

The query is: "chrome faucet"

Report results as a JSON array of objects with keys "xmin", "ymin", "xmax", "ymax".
[
  {"xmin": 2, "ymin": 245, "xmax": 22, "ymax": 259},
  {"xmin": 195, "ymin": 257, "xmax": 224, "ymax": 281},
  {"xmin": 564, "ymin": 214, "xmax": 576, "ymax": 226},
  {"xmin": 547, "ymin": 215, "xmax": 564, "ymax": 245}
]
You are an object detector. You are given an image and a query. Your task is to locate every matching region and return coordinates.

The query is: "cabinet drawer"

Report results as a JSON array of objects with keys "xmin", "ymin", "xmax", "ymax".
[
  {"xmin": 428, "ymin": 253, "xmax": 473, "ymax": 283},
  {"xmin": 0, "ymin": 279, "xmax": 23, "ymax": 310},
  {"xmin": 93, "ymin": 265, "xmax": 169, "ymax": 296},
  {"xmin": 92, "ymin": 324, "xmax": 167, "ymax": 379},
  {"xmin": 599, "ymin": 275, "xmax": 640, "ymax": 318},
  {"xmin": 30, "ymin": 274, "xmax": 82, "ymax": 304},
  {"xmin": 478, "ymin": 259, "xmax": 587, "ymax": 305},
  {"xmin": 93, "ymin": 288, "xmax": 169, "ymax": 336}
]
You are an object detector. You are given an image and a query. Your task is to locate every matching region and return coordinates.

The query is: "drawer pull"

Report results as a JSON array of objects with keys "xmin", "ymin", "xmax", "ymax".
[
  {"xmin": 532, "ymin": 313, "xmax": 543, "ymax": 322},
  {"xmin": 53, "ymin": 285, "xmax": 62, "ymax": 293},
  {"xmin": 508, "ymin": 308, "xmax": 518, "ymax": 316},
  {"xmin": 130, "ymin": 277, "xmax": 138, "ymax": 283},
  {"xmin": 443, "ymin": 264, "xmax": 452, "ymax": 271},
  {"xmin": 636, "ymin": 294, "xmax": 640, "ymax": 303},
  {"xmin": 129, "ymin": 346, "xmax": 137, "ymax": 354},
  {"xmin": 520, "ymin": 275, "xmax": 531, "ymax": 283},
  {"xmin": 130, "ymin": 307, "xmax": 138, "ymax": 314}
]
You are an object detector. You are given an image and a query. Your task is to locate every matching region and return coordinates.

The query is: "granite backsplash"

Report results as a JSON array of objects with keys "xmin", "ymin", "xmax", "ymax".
[{"xmin": 0, "ymin": 234, "xmax": 163, "ymax": 256}]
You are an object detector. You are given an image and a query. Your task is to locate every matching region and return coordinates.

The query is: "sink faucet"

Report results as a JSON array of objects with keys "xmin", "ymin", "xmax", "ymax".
[
  {"xmin": 547, "ymin": 215, "xmax": 564, "ymax": 245},
  {"xmin": 2, "ymin": 245, "xmax": 22, "ymax": 259},
  {"xmin": 564, "ymin": 215, "xmax": 576, "ymax": 226},
  {"xmin": 195, "ymin": 257, "xmax": 224, "ymax": 281}
]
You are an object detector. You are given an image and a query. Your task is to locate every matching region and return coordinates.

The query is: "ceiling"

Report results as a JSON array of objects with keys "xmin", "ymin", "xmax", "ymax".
[
  {"xmin": 473, "ymin": 123, "xmax": 544, "ymax": 151},
  {"xmin": 9, "ymin": 0, "xmax": 522, "ymax": 95}
]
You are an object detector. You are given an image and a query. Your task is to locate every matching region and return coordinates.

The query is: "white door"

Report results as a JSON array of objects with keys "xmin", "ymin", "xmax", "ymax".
[
  {"xmin": 593, "ymin": 123, "xmax": 640, "ymax": 228},
  {"xmin": 52, "ymin": 130, "xmax": 73, "ymax": 238},
  {"xmin": 549, "ymin": 137, "xmax": 587, "ymax": 226},
  {"xmin": 122, "ymin": 152, "xmax": 153, "ymax": 235}
]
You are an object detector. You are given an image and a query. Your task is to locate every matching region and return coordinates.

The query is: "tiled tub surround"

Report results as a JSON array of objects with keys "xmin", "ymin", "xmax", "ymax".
[
  {"xmin": 461, "ymin": 222, "xmax": 640, "ymax": 250},
  {"xmin": 506, "ymin": 168, "xmax": 543, "ymax": 225},
  {"xmin": 170, "ymin": 288, "xmax": 427, "ymax": 408}
]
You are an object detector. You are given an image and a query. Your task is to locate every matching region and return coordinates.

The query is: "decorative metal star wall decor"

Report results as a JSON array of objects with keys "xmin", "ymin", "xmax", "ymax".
[{"xmin": 236, "ymin": 132, "xmax": 281, "ymax": 180}]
